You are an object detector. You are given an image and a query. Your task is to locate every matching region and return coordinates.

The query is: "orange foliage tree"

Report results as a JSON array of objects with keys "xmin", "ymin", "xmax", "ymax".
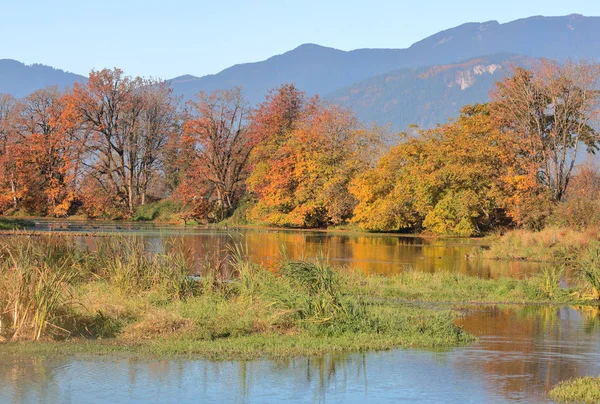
[
  {"xmin": 0, "ymin": 94, "xmax": 20, "ymax": 212},
  {"xmin": 492, "ymin": 60, "xmax": 600, "ymax": 203},
  {"xmin": 247, "ymin": 84, "xmax": 382, "ymax": 227},
  {"xmin": 351, "ymin": 104, "xmax": 537, "ymax": 235},
  {"xmin": 174, "ymin": 88, "xmax": 256, "ymax": 222},
  {"xmin": 70, "ymin": 69, "xmax": 178, "ymax": 216}
]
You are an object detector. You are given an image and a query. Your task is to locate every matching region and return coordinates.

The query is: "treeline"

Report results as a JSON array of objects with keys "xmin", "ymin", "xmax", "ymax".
[{"xmin": 0, "ymin": 60, "xmax": 599, "ymax": 235}]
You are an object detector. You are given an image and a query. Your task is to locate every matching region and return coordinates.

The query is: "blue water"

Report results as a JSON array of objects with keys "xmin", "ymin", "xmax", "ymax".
[{"xmin": 1, "ymin": 305, "xmax": 599, "ymax": 403}]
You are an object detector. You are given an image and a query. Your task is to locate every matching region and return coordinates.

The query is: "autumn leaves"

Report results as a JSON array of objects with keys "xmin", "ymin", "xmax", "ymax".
[{"xmin": 0, "ymin": 59, "xmax": 598, "ymax": 235}]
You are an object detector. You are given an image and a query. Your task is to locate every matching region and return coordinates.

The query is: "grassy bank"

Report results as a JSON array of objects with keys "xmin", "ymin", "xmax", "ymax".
[
  {"xmin": 0, "ymin": 236, "xmax": 598, "ymax": 360},
  {"xmin": 342, "ymin": 268, "xmax": 597, "ymax": 304},
  {"xmin": 549, "ymin": 376, "xmax": 600, "ymax": 404},
  {"xmin": 0, "ymin": 218, "xmax": 34, "ymax": 230},
  {"xmin": 485, "ymin": 227, "xmax": 600, "ymax": 262},
  {"xmin": 0, "ymin": 236, "xmax": 473, "ymax": 359}
]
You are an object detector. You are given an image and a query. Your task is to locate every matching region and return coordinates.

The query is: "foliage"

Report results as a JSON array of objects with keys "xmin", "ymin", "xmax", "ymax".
[
  {"xmin": 492, "ymin": 59, "xmax": 600, "ymax": 203},
  {"xmin": 133, "ymin": 200, "xmax": 183, "ymax": 222},
  {"xmin": 247, "ymin": 84, "xmax": 383, "ymax": 228},
  {"xmin": 549, "ymin": 376, "xmax": 600, "ymax": 404},
  {"xmin": 175, "ymin": 88, "xmax": 257, "ymax": 222},
  {"xmin": 351, "ymin": 104, "xmax": 525, "ymax": 235}
]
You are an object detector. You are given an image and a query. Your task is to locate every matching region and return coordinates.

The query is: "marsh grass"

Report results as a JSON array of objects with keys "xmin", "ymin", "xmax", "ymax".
[
  {"xmin": 95, "ymin": 237, "xmax": 198, "ymax": 299},
  {"xmin": 340, "ymin": 268, "xmax": 584, "ymax": 304},
  {"xmin": 549, "ymin": 376, "xmax": 600, "ymax": 404},
  {"xmin": 0, "ymin": 235, "xmax": 597, "ymax": 359},
  {"xmin": 577, "ymin": 241, "xmax": 600, "ymax": 300},
  {"xmin": 0, "ymin": 238, "xmax": 81, "ymax": 341},
  {"xmin": 485, "ymin": 227, "xmax": 599, "ymax": 262}
]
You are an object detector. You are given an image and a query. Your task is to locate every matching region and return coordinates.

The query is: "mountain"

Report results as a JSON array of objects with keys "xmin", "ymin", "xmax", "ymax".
[
  {"xmin": 2, "ymin": 14, "xmax": 600, "ymax": 129},
  {"xmin": 168, "ymin": 44, "xmax": 409, "ymax": 104},
  {"xmin": 329, "ymin": 54, "xmax": 537, "ymax": 130},
  {"xmin": 0, "ymin": 59, "xmax": 86, "ymax": 98},
  {"xmin": 171, "ymin": 14, "xmax": 600, "ymax": 107}
]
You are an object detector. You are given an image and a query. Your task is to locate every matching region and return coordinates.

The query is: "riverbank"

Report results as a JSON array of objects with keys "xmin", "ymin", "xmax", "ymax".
[
  {"xmin": 549, "ymin": 376, "xmax": 600, "ymax": 404},
  {"xmin": 1, "ymin": 235, "xmax": 599, "ymax": 361}
]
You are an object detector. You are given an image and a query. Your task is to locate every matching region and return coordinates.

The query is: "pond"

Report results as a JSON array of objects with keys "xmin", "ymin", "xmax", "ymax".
[
  {"xmin": 23, "ymin": 219, "xmax": 541, "ymax": 278},
  {"xmin": 1, "ymin": 305, "xmax": 598, "ymax": 403}
]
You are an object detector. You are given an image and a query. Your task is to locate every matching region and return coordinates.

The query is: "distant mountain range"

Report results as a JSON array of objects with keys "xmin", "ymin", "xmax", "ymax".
[
  {"xmin": 330, "ymin": 53, "xmax": 538, "ymax": 130},
  {"xmin": 0, "ymin": 59, "xmax": 85, "ymax": 98},
  {"xmin": 2, "ymin": 14, "xmax": 600, "ymax": 130}
]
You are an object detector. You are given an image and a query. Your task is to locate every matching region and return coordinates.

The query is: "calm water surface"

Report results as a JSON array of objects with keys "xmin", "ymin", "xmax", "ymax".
[
  {"xmin": 1, "ymin": 305, "xmax": 599, "ymax": 403},
  {"xmin": 26, "ymin": 219, "xmax": 541, "ymax": 278}
]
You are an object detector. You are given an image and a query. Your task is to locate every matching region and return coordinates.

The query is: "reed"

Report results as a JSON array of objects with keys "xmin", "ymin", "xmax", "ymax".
[
  {"xmin": 577, "ymin": 241, "xmax": 600, "ymax": 300},
  {"xmin": 0, "ymin": 238, "xmax": 78, "ymax": 341}
]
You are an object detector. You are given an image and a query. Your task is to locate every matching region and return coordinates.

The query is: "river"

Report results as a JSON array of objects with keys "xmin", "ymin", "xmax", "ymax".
[
  {"xmin": 23, "ymin": 219, "xmax": 541, "ymax": 278},
  {"xmin": 1, "ymin": 305, "xmax": 599, "ymax": 403}
]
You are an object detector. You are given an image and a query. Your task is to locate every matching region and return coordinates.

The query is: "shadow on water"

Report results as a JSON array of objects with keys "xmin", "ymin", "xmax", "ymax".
[
  {"xmin": 26, "ymin": 219, "xmax": 541, "ymax": 278},
  {"xmin": 1, "ymin": 305, "xmax": 599, "ymax": 403}
]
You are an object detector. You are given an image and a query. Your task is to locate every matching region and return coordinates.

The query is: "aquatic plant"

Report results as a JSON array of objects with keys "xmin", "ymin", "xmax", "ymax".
[
  {"xmin": 578, "ymin": 241, "xmax": 600, "ymax": 300},
  {"xmin": 550, "ymin": 376, "xmax": 600, "ymax": 404},
  {"xmin": 0, "ymin": 238, "xmax": 78, "ymax": 341}
]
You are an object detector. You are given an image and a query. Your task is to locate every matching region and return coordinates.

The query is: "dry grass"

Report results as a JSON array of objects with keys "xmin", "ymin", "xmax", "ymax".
[
  {"xmin": 485, "ymin": 227, "xmax": 600, "ymax": 262},
  {"xmin": 549, "ymin": 376, "xmax": 600, "ymax": 404}
]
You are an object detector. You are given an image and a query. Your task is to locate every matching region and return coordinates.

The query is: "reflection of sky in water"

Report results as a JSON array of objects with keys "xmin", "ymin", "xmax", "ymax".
[
  {"xmin": 28, "ymin": 219, "xmax": 541, "ymax": 278},
  {"xmin": 1, "ymin": 306, "xmax": 599, "ymax": 403}
]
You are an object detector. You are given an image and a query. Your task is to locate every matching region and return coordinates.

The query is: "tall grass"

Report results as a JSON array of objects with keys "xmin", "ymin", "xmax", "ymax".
[
  {"xmin": 485, "ymin": 227, "xmax": 599, "ymax": 262},
  {"xmin": 0, "ymin": 238, "xmax": 80, "ymax": 341},
  {"xmin": 94, "ymin": 237, "xmax": 198, "ymax": 299},
  {"xmin": 549, "ymin": 376, "xmax": 600, "ymax": 404},
  {"xmin": 577, "ymin": 241, "xmax": 600, "ymax": 300}
]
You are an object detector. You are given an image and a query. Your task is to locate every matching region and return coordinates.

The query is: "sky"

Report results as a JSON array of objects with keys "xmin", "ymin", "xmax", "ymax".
[{"xmin": 2, "ymin": 0, "xmax": 600, "ymax": 79}]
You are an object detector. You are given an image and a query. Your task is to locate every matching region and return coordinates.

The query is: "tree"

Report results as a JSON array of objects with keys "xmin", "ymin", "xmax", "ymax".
[
  {"xmin": 14, "ymin": 87, "xmax": 88, "ymax": 215},
  {"xmin": 70, "ymin": 69, "xmax": 177, "ymax": 215},
  {"xmin": 247, "ymin": 85, "xmax": 381, "ymax": 227},
  {"xmin": 0, "ymin": 94, "xmax": 19, "ymax": 211},
  {"xmin": 175, "ymin": 88, "xmax": 255, "ymax": 221},
  {"xmin": 351, "ymin": 104, "xmax": 531, "ymax": 235},
  {"xmin": 492, "ymin": 60, "xmax": 600, "ymax": 202}
]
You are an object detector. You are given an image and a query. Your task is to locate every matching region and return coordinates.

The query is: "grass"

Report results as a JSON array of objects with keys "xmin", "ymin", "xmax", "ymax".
[
  {"xmin": 485, "ymin": 227, "xmax": 600, "ymax": 262},
  {"xmin": 341, "ymin": 267, "xmax": 595, "ymax": 304},
  {"xmin": 0, "ymin": 217, "xmax": 34, "ymax": 230},
  {"xmin": 1, "ymin": 235, "xmax": 598, "ymax": 360},
  {"xmin": 0, "ymin": 236, "xmax": 475, "ymax": 359},
  {"xmin": 132, "ymin": 200, "xmax": 184, "ymax": 223},
  {"xmin": 549, "ymin": 376, "xmax": 600, "ymax": 404}
]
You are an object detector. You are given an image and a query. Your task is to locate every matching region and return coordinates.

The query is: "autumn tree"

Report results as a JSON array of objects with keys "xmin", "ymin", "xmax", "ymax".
[
  {"xmin": 492, "ymin": 59, "xmax": 600, "ymax": 203},
  {"xmin": 247, "ymin": 85, "xmax": 382, "ymax": 227},
  {"xmin": 12, "ymin": 87, "xmax": 88, "ymax": 215},
  {"xmin": 175, "ymin": 88, "xmax": 255, "ymax": 221},
  {"xmin": 0, "ymin": 94, "xmax": 19, "ymax": 211},
  {"xmin": 71, "ymin": 69, "xmax": 177, "ymax": 216},
  {"xmin": 351, "ymin": 104, "xmax": 532, "ymax": 235}
]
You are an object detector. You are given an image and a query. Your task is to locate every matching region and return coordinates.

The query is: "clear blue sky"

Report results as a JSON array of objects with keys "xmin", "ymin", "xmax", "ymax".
[{"xmin": 2, "ymin": 0, "xmax": 600, "ymax": 79}]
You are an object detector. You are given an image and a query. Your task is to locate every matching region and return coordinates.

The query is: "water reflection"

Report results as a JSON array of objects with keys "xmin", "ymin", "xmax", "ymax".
[
  {"xmin": 27, "ymin": 219, "xmax": 541, "ymax": 278},
  {"xmin": 1, "ymin": 306, "xmax": 599, "ymax": 403}
]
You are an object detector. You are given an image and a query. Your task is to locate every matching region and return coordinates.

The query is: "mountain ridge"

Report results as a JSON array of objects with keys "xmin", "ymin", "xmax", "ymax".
[{"xmin": 2, "ymin": 14, "xmax": 600, "ymax": 129}]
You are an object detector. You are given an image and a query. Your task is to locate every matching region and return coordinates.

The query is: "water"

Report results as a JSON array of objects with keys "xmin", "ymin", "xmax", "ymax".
[
  {"xmin": 24, "ymin": 219, "xmax": 540, "ymax": 278},
  {"xmin": 1, "ymin": 305, "xmax": 598, "ymax": 403}
]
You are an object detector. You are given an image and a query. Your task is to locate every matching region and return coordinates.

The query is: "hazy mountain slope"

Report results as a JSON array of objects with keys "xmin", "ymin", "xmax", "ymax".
[
  {"xmin": 170, "ymin": 14, "xmax": 600, "ymax": 105},
  {"xmin": 168, "ymin": 44, "xmax": 408, "ymax": 103},
  {"xmin": 2, "ymin": 14, "xmax": 600, "ymax": 130},
  {"xmin": 328, "ymin": 54, "xmax": 537, "ymax": 130},
  {"xmin": 0, "ymin": 59, "xmax": 86, "ymax": 98}
]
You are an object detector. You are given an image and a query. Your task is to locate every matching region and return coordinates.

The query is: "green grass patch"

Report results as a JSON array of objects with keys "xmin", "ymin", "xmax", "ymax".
[
  {"xmin": 0, "ymin": 236, "xmax": 474, "ymax": 359},
  {"xmin": 485, "ymin": 227, "xmax": 599, "ymax": 262},
  {"xmin": 133, "ymin": 200, "xmax": 183, "ymax": 222},
  {"xmin": 341, "ymin": 268, "xmax": 593, "ymax": 304},
  {"xmin": 549, "ymin": 376, "xmax": 600, "ymax": 404},
  {"xmin": 0, "ymin": 217, "xmax": 34, "ymax": 230}
]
